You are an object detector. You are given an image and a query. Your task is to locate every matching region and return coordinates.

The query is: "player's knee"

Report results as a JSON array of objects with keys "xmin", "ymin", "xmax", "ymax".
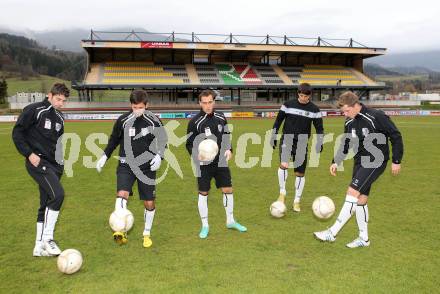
[
  {"xmin": 117, "ymin": 191, "xmax": 129, "ymax": 199},
  {"xmin": 144, "ymin": 200, "xmax": 155, "ymax": 210},
  {"xmin": 295, "ymin": 172, "xmax": 305, "ymax": 177},
  {"xmin": 279, "ymin": 163, "xmax": 288, "ymax": 169},
  {"xmin": 221, "ymin": 187, "xmax": 233, "ymax": 194},
  {"xmin": 199, "ymin": 191, "xmax": 209, "ymax": 196},
  {"xmin": 358, "ymin": 195, "xmax": 368, "ymax": 205},
  {"xmin": 347, "ymin": 187, "xmax": 360, "ymax": 197}
]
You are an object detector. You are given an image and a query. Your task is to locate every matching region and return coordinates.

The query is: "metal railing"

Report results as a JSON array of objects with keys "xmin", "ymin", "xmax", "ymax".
[{"xmin": 85, "ymin": 30, "xmax": 381, "ymax": 49}]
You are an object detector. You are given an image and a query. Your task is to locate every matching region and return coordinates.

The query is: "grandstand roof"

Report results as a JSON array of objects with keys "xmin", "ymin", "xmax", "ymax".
[{"xmin": 81, "ymin": 31, "xmax": 386, "ymax": 58}]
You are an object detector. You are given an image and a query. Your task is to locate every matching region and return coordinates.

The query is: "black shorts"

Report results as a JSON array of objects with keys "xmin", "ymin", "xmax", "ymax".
[
  {"xmin": 350, "ymin": 161, "xmax": 388, "ymax": 196},
  {"xmin": 197, "ymin": 163, "xmax": 232, "ymax": 192},
  {"xmin": 279, "ymin": 140, "xmax": 308, "ymax": 174},
  {"xmin": 116, "ymin": 163, "xmax": 156, "ymax": 201}
]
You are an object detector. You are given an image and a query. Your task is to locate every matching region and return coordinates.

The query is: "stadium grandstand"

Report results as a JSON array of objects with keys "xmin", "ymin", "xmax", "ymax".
[{"xmin": 72, "ymin": 31, "xmax": 387, "ymax": 107}]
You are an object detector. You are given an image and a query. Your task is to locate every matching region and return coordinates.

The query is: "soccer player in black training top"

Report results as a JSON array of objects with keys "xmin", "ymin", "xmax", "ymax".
[
  {"xmin": 96, "ymin": 90, "xmax": 167, "ymax": 248},
  {"xmin": 12, "ymin": 83, "xmax": 69, "ymax": 257},
  {"xmin": 186, "ymin": 89, "xmax": 247, "ymax": 239},
  {"xmin": 271, "ymin": 83, "xmax": 324, "ymax": 212},
  {"xmin": 314, "ymin": 91, "xmax": 403, "ymax": 248}
]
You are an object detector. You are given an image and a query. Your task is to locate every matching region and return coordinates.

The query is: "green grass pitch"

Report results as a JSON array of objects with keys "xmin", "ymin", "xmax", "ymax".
[{"xmin": 0, "ymin": 117, "xmax": 439, "ymax": 292}]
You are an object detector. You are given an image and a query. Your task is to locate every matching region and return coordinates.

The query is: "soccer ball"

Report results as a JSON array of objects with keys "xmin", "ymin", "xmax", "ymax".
[
  {"xmin": 270, "ymin": 201, "xmax": 287, "ymax": 218},
  {"xmin": 312, "ymin": 196, "xmax": 336, "ymax": 219},
  {"xmin": 57, "ymin": 249, "xmax": 83, "ymax": 274},
  {"xmin": 198, "ymin": 139, "xmax": 219, "ymax": 161},
  {"xmin": 109, "ymin": 209, "xmax": 134, "ymax": 232}
]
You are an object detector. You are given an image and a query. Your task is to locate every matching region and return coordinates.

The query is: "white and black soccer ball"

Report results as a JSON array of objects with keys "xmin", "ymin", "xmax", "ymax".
[
  {"xmin": 109, "ymin": 209, "xmax": 134, "ymax": 232},
  {"xmin": 270, "ymin": 201, "xmax": 287, "ymax": 218},
  {"xmin": 57, "ymin": 249, "xmax": 83, "ymax": 275},
  {"xmin": 198, "ymin": 139, "xmax": 219, "ymax": 161},
  {"xmin": 312, "ymin": 196, "xmax": 335, "ymax": 219}
]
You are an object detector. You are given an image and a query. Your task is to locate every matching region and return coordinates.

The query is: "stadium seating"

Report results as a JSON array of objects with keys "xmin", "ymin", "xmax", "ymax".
[
  {"xmin": 85, "ymin": 62, "xmax": 377, "ymax": 87},
  {"xmin": 195, "ymin": 64, "xmax": 223, "ymax": 85},
  {"xmin": 101, "ymin": 62, "xmax": 190, "ymax": 85},
  {"xmin": 252, "ymin": 65, "xmax": 283, "ymax": 84},
  {"xmin": 277, "ymin": 66, "xmax": 303, "ymax": 84},
  {"xmin": 298, "ymin": 65, "xmax": 365, "ymax": 86}
]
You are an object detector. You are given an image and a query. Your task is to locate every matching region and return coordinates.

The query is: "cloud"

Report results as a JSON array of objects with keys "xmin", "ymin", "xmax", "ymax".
[{"xmin": 1, "ymin": 0, "xmax": 439, "ymax": 52}]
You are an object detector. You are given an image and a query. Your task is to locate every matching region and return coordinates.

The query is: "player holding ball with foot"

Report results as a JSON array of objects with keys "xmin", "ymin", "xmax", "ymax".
[
  {"xmin": 97, "ymin": 90, "xmax": 167, "ymax": 248},
  {"xmin": 314, "ymin": 91, "xmax": 403, "ymax": 248},
  {"xmin": 186, "ymin": 89, "xmax": 247, "ymax": 239}
]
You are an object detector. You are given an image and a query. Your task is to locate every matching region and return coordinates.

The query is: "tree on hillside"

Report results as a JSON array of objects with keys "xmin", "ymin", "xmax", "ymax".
[
  {"xmin": 0, "ymin": 33, "xmax": 86, "ymax": 81},
  {"xmin": 0, "ymin": 78, "xmax": 7, "ymax": 103}
]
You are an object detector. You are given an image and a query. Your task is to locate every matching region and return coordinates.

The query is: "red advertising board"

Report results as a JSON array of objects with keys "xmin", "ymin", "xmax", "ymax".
[
  {"xmin": 326, "ymin": 111, "xmax": 343, "ymax": 116},
  {"xmin": 141, "ymin": 42, "xmax": 173, "ymax": 48}
]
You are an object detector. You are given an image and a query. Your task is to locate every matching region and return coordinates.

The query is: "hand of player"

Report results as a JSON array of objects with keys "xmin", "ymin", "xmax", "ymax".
[
  {"xmin": 224, "ymin": 150, "xmax": 232, "ymax": 161},
  {"xmin": 96, "ymin": 155, "xmax": 108, "ymax": 173},
  {"xmin": 329, "ymin": 163, "xmax": 338, "ymax": 176},
  {"xmin": 391, "ymin": 163, "xmax": 401, "ymax": 176},
  {"xmin": 28, "ymin": 153, "xmax": 41, "ymax": 167},
  {"xmin": 150, "ymin": 154, "xmax": 162, "ymax": 171}
]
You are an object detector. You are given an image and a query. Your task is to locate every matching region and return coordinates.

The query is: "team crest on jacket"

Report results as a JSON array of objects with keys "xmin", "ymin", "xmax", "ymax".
[
  {"xmin": 218, "ymin": 124, "xmax": 223, "ymax": 132},
  {"xmin": 55, "ymin": 123, "xmax": 62, "ymax": 132},
  {"xmin": 141, "ymin": 127, "xmax": 149, "ymax": 136},
  {"xmin": 351, "ymin": 128, "xmax": 357, "ymax": 138},
  {"xmin": 362, "ymin": 128, "xmax": 369, "ymax": 137}
]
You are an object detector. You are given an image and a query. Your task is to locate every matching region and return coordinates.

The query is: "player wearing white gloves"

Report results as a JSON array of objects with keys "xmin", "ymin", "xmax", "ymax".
[{"xmin": 97, "ymin": 90, "xmax": 167, "ymax": 248}]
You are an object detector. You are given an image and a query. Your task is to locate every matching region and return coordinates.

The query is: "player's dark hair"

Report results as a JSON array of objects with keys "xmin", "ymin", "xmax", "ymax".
[
  {"xmin": 298, "ymin": 83, "xmax": 312, "ymax": 96},
  {"xmin": 338, "ymin": 91, "xmax": 359, "ymax": 108},
  {"xmin": 198, "ymin": 89, "xmax": 216, "ymax": 101},
  {"xmin": 130, "ymin": 90, "xmax": 149, "ymax": 104},
  {"xmin": 50, "ymin": 83, "xmax": 70, "ymax": 97}
]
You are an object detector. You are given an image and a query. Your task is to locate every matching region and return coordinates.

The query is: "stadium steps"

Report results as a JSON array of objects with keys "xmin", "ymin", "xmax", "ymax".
[
  {"xmin": 349, "ymin": 68, "xmax": 378, "ymax": 86},
  {"xmin": 254, "ymin": 66, "xmax": 285, "ymax": 85},
  {"xmin": 185, "ymin": 64, "xmax": 200, "ymax": 84},
  {"xmin": 277, "ymin": 66, "xmax": 303, "ymax": 84},
  {"xmin": 85, "ymin": 63, "xmax": 102, "ymax": 84},
  {"xmin": 272, "ymin": 65, "xmax": 293, "ymax": 85}
]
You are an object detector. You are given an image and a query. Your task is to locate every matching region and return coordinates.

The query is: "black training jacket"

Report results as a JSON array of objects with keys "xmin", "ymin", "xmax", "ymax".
[
  {"xmin": 272, "ymin": 99, "xmax": 324, "ymax": 139},
  {"xmin": 333, "ymin": 104, "xmax": 403, "ymax": 165},
  {"xmin": 104, "ymin": 111, "xmax": 168, "ymax": 169},
  {"xmin": 12, "ymin": 99, "xmax": 64, "ymax": 170},
  {"xmin": 186, "ymin": 110, "xmax": 232, "ymax": 162}
]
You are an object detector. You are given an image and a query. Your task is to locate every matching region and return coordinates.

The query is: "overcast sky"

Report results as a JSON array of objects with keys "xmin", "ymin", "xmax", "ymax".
[{"xmin": 1, "ymin": 0, "xmax": 439, "ymax": 53}]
